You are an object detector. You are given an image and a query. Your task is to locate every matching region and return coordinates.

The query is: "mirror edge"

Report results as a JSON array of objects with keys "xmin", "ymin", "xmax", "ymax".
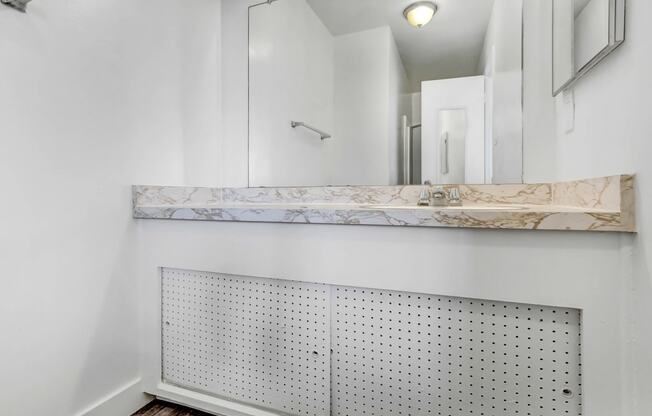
[{"xmin": 552, "ymin": 0, "xmax": 626, "ymax": 97}]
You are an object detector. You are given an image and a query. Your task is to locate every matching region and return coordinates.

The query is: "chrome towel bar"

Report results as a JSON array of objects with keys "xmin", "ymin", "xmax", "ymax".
[{"xmin": 291, "ymin": 121, "xmax": 332, "ymax": 140}]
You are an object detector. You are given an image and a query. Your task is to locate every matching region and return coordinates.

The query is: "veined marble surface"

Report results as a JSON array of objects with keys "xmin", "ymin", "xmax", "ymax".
[{"xmin": 132, "ymin": 175, "xmax": 636, "ymax": 232}]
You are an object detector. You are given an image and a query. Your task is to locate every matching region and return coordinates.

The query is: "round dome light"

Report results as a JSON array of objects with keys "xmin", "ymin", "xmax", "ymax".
[{"xmin": 403, "ymin": 2, "xmax": 438, "ymax": 28}]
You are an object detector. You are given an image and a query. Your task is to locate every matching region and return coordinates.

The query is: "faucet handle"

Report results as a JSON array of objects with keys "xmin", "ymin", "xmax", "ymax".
[
  {"xmin": 418, "ymin": 187, "xmax": 431, "ymax": 206},
  {"xmin": 448, "ymin": 187, "xmax": 462, "ymax": 206}
]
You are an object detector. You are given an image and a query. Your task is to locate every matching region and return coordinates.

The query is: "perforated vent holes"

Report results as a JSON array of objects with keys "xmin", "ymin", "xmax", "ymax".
[
  {"xmin": 331, "ymin": 287, "xmax": 582, "ymax": 416},
  {"xmin": 161, "ymin": 269, "xmax": 582, "ymax": 416},
  {"xmin": 161, "ymin": 269, "xmax": 331, "ymax": 416}
]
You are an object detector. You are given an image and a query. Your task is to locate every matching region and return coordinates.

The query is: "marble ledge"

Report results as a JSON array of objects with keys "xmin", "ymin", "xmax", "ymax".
[{"xmin": 132, "ymin": 175, "xmax": 636, "ymax": 233}]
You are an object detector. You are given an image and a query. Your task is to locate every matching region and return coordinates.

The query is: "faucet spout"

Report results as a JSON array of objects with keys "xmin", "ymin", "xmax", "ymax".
[{"xmin": 430, "ymin": 186, "xmax": 448, "ymax": 206}]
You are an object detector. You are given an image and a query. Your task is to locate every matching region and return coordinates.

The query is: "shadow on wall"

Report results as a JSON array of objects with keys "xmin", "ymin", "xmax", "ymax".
[{"xmin": 68, "ymin": 219, "xmax": 141, "ymax": 415}]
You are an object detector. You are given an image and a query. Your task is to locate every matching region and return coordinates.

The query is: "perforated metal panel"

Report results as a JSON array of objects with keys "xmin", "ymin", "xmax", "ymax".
[
  {"xmin": 161, "ymin": 268, "xmax": 331, "ymax": 416},
  {"xmin": 161, "ymin": 270, "xmax": 582, "ymax": 416},
  {"xmin": 330, "ymin": 286, "xmax": 582, "ymax": 416}
]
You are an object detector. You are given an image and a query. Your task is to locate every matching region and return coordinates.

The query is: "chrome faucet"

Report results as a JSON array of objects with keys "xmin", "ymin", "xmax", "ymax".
[
  {"xmin": 430, "ymin": 186, "xmax": 447, "ymax": 206},
  {"xmin": 417, "ymin": 182, "xmax": 463, "ymax": 207}
]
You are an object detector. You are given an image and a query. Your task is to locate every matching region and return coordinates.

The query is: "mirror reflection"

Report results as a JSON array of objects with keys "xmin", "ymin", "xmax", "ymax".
[
  {"xmin": 438, "ymin": 109, "xmax": 468, "ymax": 184},
  {"xmin": 248, "ymin": 0, "xmax": 523, "ymax": 187}
]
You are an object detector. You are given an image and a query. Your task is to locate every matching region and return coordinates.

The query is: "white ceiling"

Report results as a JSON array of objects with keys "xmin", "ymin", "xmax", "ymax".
[{"xmin": 307, "ymin": 0, "xmax": 496, "ymax": 91}]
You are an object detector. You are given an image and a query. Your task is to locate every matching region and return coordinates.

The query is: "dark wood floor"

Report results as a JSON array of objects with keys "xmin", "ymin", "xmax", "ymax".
[{"xmin": 132, "ymin": 400, "xmax": 215, "ymax": 416}]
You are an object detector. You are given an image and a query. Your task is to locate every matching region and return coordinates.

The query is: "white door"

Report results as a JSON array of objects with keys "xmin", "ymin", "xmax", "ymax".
[{"xmin": 421, "ymin": 76, "xmax": 485, "ymax": 184}]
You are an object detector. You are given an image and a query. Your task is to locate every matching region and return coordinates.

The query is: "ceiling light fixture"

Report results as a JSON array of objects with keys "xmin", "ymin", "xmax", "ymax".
[{"xmin": 403, "ymin": 2, "xmax": 438, "ymax": 28}]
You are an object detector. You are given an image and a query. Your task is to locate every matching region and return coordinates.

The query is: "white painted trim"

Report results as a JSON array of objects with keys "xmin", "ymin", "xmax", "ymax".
[
  {"xmin": 152, "ymin": 383, "xmax": 284, "ymax": 416},
  {"xmin": 76, "ymin": 378, "xmax": 153, "ymax": 416}
]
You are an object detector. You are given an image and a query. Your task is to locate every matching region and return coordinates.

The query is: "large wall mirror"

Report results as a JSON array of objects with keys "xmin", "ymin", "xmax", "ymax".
[{"xmin": 248, "ymin": 0, "xmax": 524, "ymax": 187}]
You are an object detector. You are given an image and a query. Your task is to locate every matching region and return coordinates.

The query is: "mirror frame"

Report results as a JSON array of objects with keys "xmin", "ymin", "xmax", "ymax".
[{"xmin": 552, "ymin": 0, "xmax": 626, "ymax": 96}]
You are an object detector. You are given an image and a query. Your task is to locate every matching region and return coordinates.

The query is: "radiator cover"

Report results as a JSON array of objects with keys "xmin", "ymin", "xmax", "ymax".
[{"xmin": 161, "ymin": 268, "xmax": 582, "ymax": 416}]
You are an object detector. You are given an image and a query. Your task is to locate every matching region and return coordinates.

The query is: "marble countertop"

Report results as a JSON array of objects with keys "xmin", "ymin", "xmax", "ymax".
[{"xmin": 132, "ymin": 175, "xmax": 635, "ymax": 232}]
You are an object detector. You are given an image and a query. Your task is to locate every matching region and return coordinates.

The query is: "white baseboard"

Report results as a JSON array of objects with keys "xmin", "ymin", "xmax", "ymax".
[
  {"xmin": 152, "ymin": 383, "xmax": 283, "ymax": 416},
  {"xmin": 76, "ymin": 378, "xmax": 153, "ymax": 416}
]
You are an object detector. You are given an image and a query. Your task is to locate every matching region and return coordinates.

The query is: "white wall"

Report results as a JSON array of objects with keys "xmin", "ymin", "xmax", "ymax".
[
  {"xmin": 248, "ymin": 16, "xmax": 410, "ymax": 187},
  {"xmin": 523, "ymin": 0, "xmax": 557, "ymax": 183},
  {"xmin": 224, "ymin": 1, "xmax": 411, "ymax": 187},
  {"xmin": 552, "ymin": 0, "xmax": 575, "ymax": 93},
  {"xmin": 478, "ymin": 0, "xmax": 524, "ymax": 184},
  {"xmin": 575, "ymin": 0, "xmax": 610, "ymax": 70},
  {"xmin": 0, "ymin": 0, "xmax": 221, "ymax": 414},
  {"xmin": 139, "ymin": 219, "xmax": 628, "ymax": 416},
  {"xmin": 330, "ymin": 27, "xmax": 408, "ymax": 186},
  {"xmin": 331, "ymin": 28, "xmax": 388, "ymax": 185},
  {"xmin": 248, "ymin": 0, "xmax": 334, "ymax": 187},
  {"xmin": 180, "ymin": 1, "xmax": 222, "ymax": 187},
  {"xmin": 554, "ymin": 3, "xmax": 652, "ymax": 413},
  {"xmin": 523, "ymin": 0, "xmax": 652, "ymax": 414},
  {"xmin": 219, "ymin": 0, "xmax": 255, "ymax": 188}
]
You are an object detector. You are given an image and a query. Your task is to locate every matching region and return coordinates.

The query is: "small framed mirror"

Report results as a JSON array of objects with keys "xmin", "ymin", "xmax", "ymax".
[{"xmin": 552, "ymin": 0, "xmax": 626, "ymax": 96}]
